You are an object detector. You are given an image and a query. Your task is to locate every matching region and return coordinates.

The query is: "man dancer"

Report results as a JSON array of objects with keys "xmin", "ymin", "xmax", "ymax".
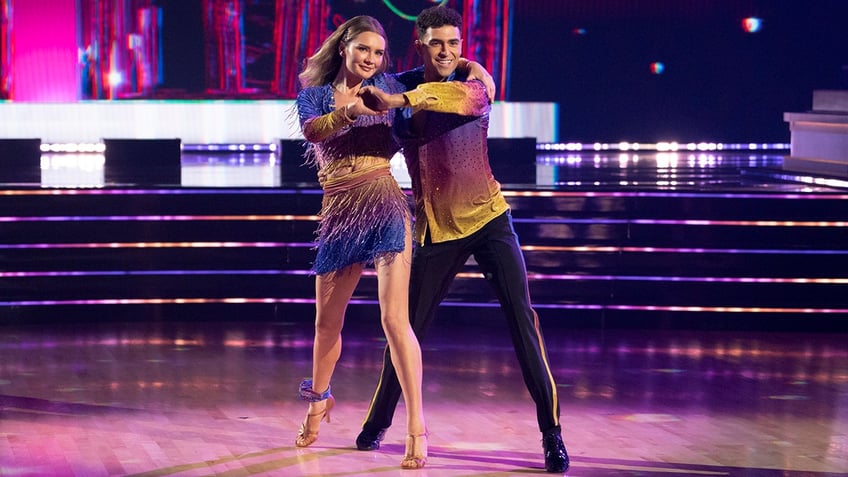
[{"xmin": 356, "ymin": 5, "xmax": 569, "ymax": 473}]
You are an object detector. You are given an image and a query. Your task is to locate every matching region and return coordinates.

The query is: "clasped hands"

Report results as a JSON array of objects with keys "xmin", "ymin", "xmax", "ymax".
[
  {"xmin": 342, "ymin": 87, "xmax": 408, "ymax": 119},
  {"xmin": 345, "ymin": 62, "xmax": 496, "ymax": 119}
]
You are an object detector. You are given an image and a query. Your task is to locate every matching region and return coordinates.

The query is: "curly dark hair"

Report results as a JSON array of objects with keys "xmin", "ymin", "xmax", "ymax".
[{"xmin": 415, "ymin": 5, "xmax": 462, "ymax": 39}]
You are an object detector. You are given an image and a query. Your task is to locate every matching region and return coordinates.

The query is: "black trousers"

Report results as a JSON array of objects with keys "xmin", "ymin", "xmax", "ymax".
[{"xmin": 361, "ymin": 211, "xmax": 561, "ymax": 434}]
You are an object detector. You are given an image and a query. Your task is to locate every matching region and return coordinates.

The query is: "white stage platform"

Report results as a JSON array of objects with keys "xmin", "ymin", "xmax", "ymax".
[
  {"xmin": 783, "ymin": 90, "xmax": 848, "ymax": 178},
  {"xmin": 0, "ymin": 100, "xmax": 558, "ymax": 145}
]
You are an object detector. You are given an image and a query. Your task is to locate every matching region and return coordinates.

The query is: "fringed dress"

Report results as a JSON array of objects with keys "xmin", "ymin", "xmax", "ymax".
[{"xmin": 296, "ymin": 74, "xmax": 411, "ymax": 275}]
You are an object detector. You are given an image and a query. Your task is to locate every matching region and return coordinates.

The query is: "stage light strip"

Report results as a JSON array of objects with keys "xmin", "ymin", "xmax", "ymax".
[
  {"xmin": 524, "ymin": 273, "xmax": 848, "ymax": 284},
  {"xmin": 1, "ymin": 242, "xmax": 844, "ymax": 257},
  {"xmin": 438, "ymin": 302, "xmax": 848, "ymax": 314},
  {"xmin": 0, "ymin": 214, "xmax": 319, "ymax": 223},
  {"xmin": 0, "ymin": 270, "xmax": 310, "ymax": 278},
  {"xmin": 41, "ymin": 143, "xmax": 105, "ymax": 153},
  {"xmin": 763, "ymin": 171, "xmax": 848, "ymax": 189},
  {"xmin": 515, "ymin": 218, "xmax": 847, "ymax": 227},
  {"xmin": 523, "ymin": 245, "xmax": 848, "ymax": 255},
  {"xmin": 0, "ymin": 241, "xmax": 311, "ymax": 249},
  {"xmin": 450, "ymin": 271, "xmax": 846, "ymax": 284},
  {"xmin": 2, "ymin": 269, "xmax": 845, "ymax": 284},
  {"xmin": 0, "ymin": 298, "xmax": 314, "ymax": 306},
  {"xmin": 538, "ymin": 142, "xmax": 791, "ymax": 152},
  {"xmin": 501, "ymin": 190, "xmax": 848, "ymax": 200},
  {"xmin": 2, "ymin": 215, "xmax": 845, "ymax": 228},
  {"xmin": 181, "ymin": 143, "xmax": 277, "ymax": 152},
  {"xmin": 630, "ymin": 219, "xmax": 846, "ymax": 226},
  {"xmin": 3, "ymin": 188, "xmax": 846, "ymax": 200},
  {"xmin": 0, "ymin": 188, "xmax": 323, "ymax": 196},
  {"xmin": 1, "ymin": 297, "xmax": 844, "ymax": 314}
]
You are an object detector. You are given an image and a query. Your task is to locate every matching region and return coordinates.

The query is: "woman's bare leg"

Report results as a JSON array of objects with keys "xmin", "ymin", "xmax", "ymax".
[
  {"xmin": 301, "ymin": 265, "xmax": 362, "ymax": 430},
  {"xmin": 311, "ymin": 264, "xmax": 362, "ymax": 393},
  {"xmin": 375, "ymin": 229, "xmax": 426, "ymax": 438}
]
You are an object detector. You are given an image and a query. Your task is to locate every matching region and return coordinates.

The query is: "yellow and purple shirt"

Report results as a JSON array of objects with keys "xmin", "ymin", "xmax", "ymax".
[{"xmin": 394, "ymin": 67, "xmax": 509, "ymax": 245}]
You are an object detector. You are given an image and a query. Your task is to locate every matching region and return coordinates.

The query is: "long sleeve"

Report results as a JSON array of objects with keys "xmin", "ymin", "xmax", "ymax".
[
  {"xmin": 302, "ymin": 108, "xmax": 354, "ymax": 143},
  {"xmin": 296, "ymin": 86, "xmax": 355, "ymax": 144},
  {"xmin": 402, "ymin": 80, "xmax": 490, "ymax": 116}
]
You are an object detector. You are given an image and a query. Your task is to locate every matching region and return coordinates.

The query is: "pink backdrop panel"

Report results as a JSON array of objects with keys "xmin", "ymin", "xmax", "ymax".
[{"xmin": 13, "ymin": 0, "xmax": 78, "ymax": 101}]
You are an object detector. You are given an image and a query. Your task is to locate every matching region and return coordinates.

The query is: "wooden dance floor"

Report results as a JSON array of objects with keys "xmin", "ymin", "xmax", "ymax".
[
  {"xmin": 2, "ymin": 146, "xmax": 848, "ymax": 476},
  {"xmin": 1, "ymin": 318, "xmax": 847, "ymax": 477}
]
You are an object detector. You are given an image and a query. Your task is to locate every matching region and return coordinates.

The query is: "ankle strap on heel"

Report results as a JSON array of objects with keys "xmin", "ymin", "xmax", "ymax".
[{"xmin": 299, "ymin": 378, "xmax": 332, "ymax": 402}]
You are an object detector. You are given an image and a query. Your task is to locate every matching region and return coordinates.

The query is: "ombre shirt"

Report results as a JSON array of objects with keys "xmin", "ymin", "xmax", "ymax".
[{"xmin": 394, "ymin": 67, "xmax": 509, "ymax": 245}]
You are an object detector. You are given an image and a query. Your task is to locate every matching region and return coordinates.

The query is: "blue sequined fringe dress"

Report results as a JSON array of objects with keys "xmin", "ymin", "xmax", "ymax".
[{"xmin": 296, "ymin": 76, "xmax": 411, "ymax": 275}]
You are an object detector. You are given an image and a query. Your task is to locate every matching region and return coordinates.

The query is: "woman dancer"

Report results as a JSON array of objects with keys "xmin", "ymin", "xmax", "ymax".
[{"xmin": 293, "ymin": 15, "xmax": 426, "ymax": 469}]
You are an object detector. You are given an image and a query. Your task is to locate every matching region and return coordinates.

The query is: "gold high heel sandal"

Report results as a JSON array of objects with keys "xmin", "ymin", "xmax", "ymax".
[
  {"xmin": 295, "ymin": 396, "xmax": 335, "ymax": 447},
  {"xmin": 294, "ymin": 379, "xmax": 334, "ymax": 448},
  {"xmin": 400, "ymin": 432, "xmax": 428, "ymax": 469}
]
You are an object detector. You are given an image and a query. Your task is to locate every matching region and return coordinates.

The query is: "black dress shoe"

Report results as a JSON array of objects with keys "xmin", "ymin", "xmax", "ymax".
[
  {"xmin": 542, "ymin": 431, "xmax": 570, "ymax": 473},
  {"xmin": 355, "ymin": 426, "xmax": 387, "ymax": 451}
]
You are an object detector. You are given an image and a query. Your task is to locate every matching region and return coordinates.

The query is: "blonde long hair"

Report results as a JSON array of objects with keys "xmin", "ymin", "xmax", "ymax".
[{"xmin": 298, "ymin": 15, "xmax": 390, "ymax": 88}]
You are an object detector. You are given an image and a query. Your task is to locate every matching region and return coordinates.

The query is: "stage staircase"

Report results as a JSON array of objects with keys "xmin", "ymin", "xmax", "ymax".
[{"xmin": 2, "ymin": 176, "xmax": 847, "ymax": 330}]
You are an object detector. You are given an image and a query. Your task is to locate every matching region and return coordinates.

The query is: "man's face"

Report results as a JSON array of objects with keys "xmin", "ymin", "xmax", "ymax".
[{"xmin": 416, "ymin": 25, "xmax": 462, "ymax": 81}]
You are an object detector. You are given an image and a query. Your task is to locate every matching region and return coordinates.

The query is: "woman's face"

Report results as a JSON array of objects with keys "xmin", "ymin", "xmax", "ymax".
[{"xmin": 341, "ymin": 31, "xmax": 386, "ymax": 81}]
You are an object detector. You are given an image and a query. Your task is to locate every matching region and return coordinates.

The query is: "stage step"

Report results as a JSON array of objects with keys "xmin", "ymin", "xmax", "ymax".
[{"xmin": 1, "ymin": 187, "xmax": 847, "ymax": 329}]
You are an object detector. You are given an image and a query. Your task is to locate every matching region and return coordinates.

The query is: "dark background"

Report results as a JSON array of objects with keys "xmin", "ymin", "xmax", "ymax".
[
  {"xmin": 509, "ymin": 1, "xmax": 848, "ymax": 143},
  {"xmin": 156, "ymin": 0, "xmax": 848, "ymax": 143}
]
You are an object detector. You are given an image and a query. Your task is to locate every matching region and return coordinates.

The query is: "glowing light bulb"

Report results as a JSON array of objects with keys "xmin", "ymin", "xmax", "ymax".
[
  {"xmin": 107, "ymin": 71, "xmax": 123, "ymax": 87},
  {"xmin": 742, "ymin": 17, "xmax": 762, "ymax": 33}
]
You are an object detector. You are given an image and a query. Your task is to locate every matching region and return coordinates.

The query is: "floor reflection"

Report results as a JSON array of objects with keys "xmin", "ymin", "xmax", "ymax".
[{"xmin": 1, "ymin": 319, "xmax": 846, "ymax": 475}]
